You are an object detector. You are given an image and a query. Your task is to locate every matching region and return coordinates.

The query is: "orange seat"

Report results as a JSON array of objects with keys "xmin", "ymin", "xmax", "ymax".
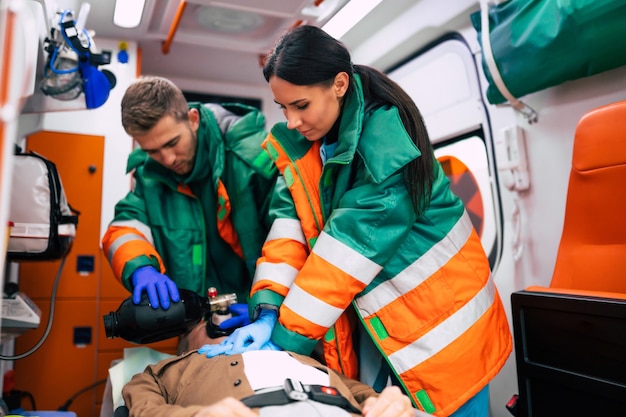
[
  {"xmin": 508, "ymin": 100, "xmax": 626, "ymax": 417},
  {"xmin": 549, "ymin": 100, "xmax": 626, "ymax": 292}
]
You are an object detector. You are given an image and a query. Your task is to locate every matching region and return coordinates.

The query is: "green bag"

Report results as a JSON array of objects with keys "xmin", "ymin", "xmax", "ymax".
[{"xmin": 471, "ymin": 0, "xmax": 626, "ymax": 105}]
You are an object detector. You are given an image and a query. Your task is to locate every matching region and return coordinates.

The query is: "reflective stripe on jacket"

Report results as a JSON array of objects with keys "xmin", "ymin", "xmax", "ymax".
[
  {"xmin": 102, "ymin": 103, "xmax": 276, "ymax": 301},
  {"xmin": 250, "ymin": 75, "xmax": 512, "ymax": 416}
]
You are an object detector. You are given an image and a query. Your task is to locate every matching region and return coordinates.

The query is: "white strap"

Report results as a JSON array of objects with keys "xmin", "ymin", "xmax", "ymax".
[
  {"xmin": 480, "ymin": 0, "xmax": 538, "ymax": 123},
  {"xmin": 510, "ymin": 193, "xmax": 524, "ymax": 262}
]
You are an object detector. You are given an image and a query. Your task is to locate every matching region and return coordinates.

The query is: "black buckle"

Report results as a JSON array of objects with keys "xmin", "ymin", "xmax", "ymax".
[{"xmin": 240, "ymin": 378, "xmax": 361, "ymax": 414}]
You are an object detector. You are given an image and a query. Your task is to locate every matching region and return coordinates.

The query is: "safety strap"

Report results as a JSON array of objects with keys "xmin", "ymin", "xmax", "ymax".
[
  {"xmin": 241, "ymin": 378, "xmax": 361, "ymax": 414},
  {"xmin": 479, "ymin": 0, "xmax": 538, "ymax": 123},
  {"xmin": 60, "ymin": 14, "xmax": 111, "ymax": 67}
]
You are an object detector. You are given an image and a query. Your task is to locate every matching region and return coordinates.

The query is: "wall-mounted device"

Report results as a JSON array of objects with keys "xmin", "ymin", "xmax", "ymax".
[
  {"xmin": 495, "ymin": 125, "xmax": 531, "ymax": 192},
  {"xmin": 1, "ymin": 291, "xmax": 41, "ymax": 341}
]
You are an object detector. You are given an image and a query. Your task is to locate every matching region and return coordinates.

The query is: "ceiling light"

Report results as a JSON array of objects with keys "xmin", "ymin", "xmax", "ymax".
[
  {"xmin": 196, "ymin": 6, "xmax": 264, "ymax": 33},
  {"xmin": 322, "ymin": 0, "xmax": 383, "ymax": 39},
  {"xmin": 114, "ymin": 0, "xmax": 146, "ymax": 29}
]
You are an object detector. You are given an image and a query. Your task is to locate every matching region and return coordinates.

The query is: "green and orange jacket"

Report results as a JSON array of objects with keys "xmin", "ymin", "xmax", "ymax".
[
  {"xmin": 249, "ymin": 75, "xmax": 512, "ymax": 416},
  {"xmin": 102, "ymin": 103, "xmax": 277, "ymax": 301}
]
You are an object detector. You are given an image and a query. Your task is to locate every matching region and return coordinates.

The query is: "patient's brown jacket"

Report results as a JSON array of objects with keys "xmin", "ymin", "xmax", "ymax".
[{"xmin": 123, "ymin": 350, "xmax": 376, "ymax": 417}]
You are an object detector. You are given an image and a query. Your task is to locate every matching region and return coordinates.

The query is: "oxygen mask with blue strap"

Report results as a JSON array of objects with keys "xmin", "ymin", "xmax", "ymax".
[{"xmin": 40, "ymin": 9, "xmax": 116, "ymax": 109}]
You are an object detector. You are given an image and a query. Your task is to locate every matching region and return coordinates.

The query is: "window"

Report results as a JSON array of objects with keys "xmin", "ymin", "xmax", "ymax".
[{"xmin": 387, "ymin": 36, "xmax": 502, "ymax": 268}]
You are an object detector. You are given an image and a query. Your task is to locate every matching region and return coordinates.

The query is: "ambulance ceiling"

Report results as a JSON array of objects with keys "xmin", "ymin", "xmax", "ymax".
[
  {"xmin": 55, "ymin": 0, "xmax": 440, "ymax": 91},
  {"xmin": 75, "ymin": 0, "xmax": 351, "ymax": 86}
]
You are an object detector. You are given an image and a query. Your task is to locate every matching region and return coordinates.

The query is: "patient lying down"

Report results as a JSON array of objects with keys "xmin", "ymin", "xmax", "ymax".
[{"xmin": 123, "ymin": 347, "xmax": 429, "ymax": 417}]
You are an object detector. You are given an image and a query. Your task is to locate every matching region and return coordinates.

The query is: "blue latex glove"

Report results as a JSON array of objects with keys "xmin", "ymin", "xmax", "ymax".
[
  {"xmin": 257, "ymin": 339, "xmax": 282, "ymax": 351},
  {"xmin": 198, "ymin": 309, "xmax": 279, "ymax": 357},
  {"xmin": 198, "ymin": 339, "xmax": 282, "ymax": 358},
  {"xmin": 131, "ymin": 266, "xmax": 180, "ymax": 310},
  {"xmin": 219, "ymin": 303, "xmax": 251, "ymax": 330}
]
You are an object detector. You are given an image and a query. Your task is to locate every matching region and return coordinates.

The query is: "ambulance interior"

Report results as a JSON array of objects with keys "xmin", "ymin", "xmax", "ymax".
[{"xmin": 1, "ymin": 0, "xmax": 625, "ymax": 416}]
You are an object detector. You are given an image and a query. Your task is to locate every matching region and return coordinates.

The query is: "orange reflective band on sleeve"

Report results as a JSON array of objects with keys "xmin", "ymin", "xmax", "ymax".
[
  {"xmin": 279, "ymin": 303, "xmax": 329, "ymax": 338},
  {"xmin": 216, "ymin": 179, "xmax": 244, "ymax": 258},
  {"xmin": 251, "ymin": 278, "xmax": 290, "ymax": 297},
  {"xmin": 258, "ymin": 237, "xmax": 309, "ymax": 271},
  {"xmin": 296, "ymin": 252, "xmax": 369, "ymax": 309},
  {"xmin": 102, "ymin": 226, "xmax": 166, "ymax": 281}
]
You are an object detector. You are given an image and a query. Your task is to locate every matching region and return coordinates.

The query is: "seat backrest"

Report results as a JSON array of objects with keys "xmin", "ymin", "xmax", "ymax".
[
  {"xmin": 550, "ymin": 100, "xmax": 626, "ymax": 292},
  {"xmin": 509, "ymin": 100, "xmax": 626, "ymax": 416}
]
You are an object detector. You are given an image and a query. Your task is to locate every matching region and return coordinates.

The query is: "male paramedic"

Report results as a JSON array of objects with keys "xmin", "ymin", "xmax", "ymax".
[{"xmin": 101, "ymin": 76, "xmax": 277, "ymax": 324}]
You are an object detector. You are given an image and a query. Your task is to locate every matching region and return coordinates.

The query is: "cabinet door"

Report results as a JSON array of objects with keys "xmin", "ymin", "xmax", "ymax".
[{"xmin": 14, "ymin": 131, "xmax": 104, "ymax": 417}]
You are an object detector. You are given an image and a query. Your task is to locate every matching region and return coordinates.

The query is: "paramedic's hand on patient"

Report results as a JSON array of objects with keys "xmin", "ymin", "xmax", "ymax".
[
  {"xmin": 132, "ymin": 266, "xmax": 180, "ymax": 310},
  {"xmin": 361, "ymin": 386, "xmax": 418, "ymax": 417},
  {"xmin": 198, "ymin": 309, "xmax": 281, "ymax": 357},
  {"xmin": 218, "ymin": 303, "xmax": 251, "ymax": 330}
]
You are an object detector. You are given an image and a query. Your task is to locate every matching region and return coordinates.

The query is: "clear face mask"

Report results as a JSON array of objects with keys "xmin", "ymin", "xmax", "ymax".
[{"xmin": 40, "ymin": 49, "xmax": 82, "ymax": 100}]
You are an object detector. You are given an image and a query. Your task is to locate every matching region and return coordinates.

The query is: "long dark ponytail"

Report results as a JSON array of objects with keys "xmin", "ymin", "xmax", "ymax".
[{"xmin": 263, "ymin": 25, "xmax": 434, "ymax": 215}]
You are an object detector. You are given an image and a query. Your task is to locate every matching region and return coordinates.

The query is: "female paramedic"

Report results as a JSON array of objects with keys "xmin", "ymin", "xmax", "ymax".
[{"xmin": 199, "ymin": 25, "xmax": 512, "ymax": 417}]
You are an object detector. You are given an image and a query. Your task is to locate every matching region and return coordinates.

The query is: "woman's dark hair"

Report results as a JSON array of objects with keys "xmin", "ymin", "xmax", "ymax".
[{"xmin": 263, "ymin": 25, "xmax": 434, "ymax": 215}]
